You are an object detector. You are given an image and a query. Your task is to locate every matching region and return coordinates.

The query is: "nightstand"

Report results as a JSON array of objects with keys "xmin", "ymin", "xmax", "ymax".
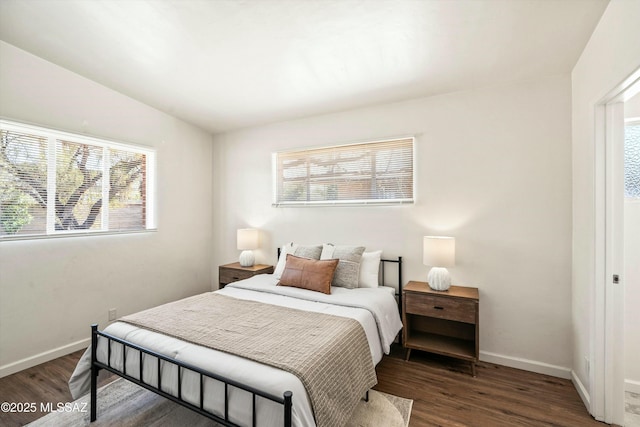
[
  {"xmin": 218, "ymin": 262, "xmax": 274, "ymax": 288},
  {"xmin": 402, "ymin": 281, "xmax": 479, "ymax": 376}
]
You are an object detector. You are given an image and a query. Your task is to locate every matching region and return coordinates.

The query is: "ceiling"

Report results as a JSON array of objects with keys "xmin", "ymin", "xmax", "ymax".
[{"xmin": 0, "ymin": 0, "xmax": 608, "ymax": 134}]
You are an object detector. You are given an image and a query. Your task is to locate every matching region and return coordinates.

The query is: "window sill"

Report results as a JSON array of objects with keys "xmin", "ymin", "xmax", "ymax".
[{"xmin": 0, "ymin": 228, "xmax": 158, "ymax": 242}]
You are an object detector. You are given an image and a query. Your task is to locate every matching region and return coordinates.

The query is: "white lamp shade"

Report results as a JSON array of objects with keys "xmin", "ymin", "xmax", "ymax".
[
  {"xmin": 237, "ymin": 228, "xmax": 259, "ymax": 250},
  {"xmin": 423, "ymin": 236, "xmax": 455, "ymax": 267}
]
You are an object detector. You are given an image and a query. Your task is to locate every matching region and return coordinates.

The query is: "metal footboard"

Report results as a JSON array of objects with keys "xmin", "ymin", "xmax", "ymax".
[{"xmin": 90, "ymin": 324, "xmax": 292, "ymax": 426}]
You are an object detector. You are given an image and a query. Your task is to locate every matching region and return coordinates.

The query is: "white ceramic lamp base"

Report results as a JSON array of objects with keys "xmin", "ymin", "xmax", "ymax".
[
  {"xmin": 427, "ymin": 267, "xmax": 451, "ymax": 291},
  {"xmin": 239, "ymin": 250, "xmax": 255, "ymax": 267}
]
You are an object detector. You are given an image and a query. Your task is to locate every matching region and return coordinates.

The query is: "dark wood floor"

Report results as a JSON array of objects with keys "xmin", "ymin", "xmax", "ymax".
[
  {"xmin": 0, "ymin": 350, "xmax": 116, "ymax": 427},
  {"xmin": 376, "ymin": 346, "xmax": 605, "ymax": 426},
  {"xmin": 0, "ymin": 346, "xmax": 605, "ymax": 427}
]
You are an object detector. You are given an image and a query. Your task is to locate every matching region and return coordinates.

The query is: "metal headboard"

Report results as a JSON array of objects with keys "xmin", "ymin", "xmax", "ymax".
[{"xmin": 381, "ymin": 256, "xmax": 403, "ymax": 311}]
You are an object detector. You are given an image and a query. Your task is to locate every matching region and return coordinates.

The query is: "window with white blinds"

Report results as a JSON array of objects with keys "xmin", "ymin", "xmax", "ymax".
[
  {"xmin": 273, "ymin": 137, "xmax": 414, "ymax": 206},
  {"xmin": 0, "ymin": 120, "xmax": 155, "ymax": 240}
]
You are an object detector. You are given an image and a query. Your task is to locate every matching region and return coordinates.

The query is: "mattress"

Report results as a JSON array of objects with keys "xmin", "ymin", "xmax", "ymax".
[{"xmin": 69, "ymin": 274, "xmax": 402, "ymax": 427}]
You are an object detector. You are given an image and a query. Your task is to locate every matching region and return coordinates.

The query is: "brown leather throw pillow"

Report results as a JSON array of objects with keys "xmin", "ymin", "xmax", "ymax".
[{"xmin": 277, "ymin": 254, "xmax": 339, "ymax": 294}]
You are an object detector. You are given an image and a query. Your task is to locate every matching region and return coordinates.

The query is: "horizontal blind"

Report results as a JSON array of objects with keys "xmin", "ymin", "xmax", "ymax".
[
  {"xmin": 108, "ymin": 148, "xmax": 146, "ymax": 231},
  {"xmin": 274, "ymin": 137, "xmax": 414, "ymax": 206},
  {"xmin": 0, "ymin": 119, "xmax": 155, "ymax": 240},
  {"xmin": 55, "ymin": 139, "xmax": 104, "ymax": 231},
  {"xmin": 0, "ymin": 130, "xmax": 48, "ymax": 236}
]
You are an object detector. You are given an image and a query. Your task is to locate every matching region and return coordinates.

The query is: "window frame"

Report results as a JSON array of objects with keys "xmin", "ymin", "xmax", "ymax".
[
  {"xmin": 272, "ymin": 136, "xmax": 416, "ymax": 207},
  {"xmin": 0, "ymin": 119, "xmax": 156, "ymax": 241}
]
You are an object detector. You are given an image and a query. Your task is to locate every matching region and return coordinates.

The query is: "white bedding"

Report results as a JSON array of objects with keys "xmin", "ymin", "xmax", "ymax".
[{"xmin": 69, "ymin": 274, "xmax": 402, "ymax": 427}]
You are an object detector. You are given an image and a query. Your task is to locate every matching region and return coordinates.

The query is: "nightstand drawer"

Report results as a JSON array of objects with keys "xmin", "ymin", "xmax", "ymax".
[
  {"xmin": 219, "ymin": 268, "xmax": 255, "ymax": 284},
  {"xmin": 405, "ymin": 293, "xmax": 476, "ymax": 324},
  {"xmin": 218, "ymin": 263, "xmax": 274, "ymax": 288}
]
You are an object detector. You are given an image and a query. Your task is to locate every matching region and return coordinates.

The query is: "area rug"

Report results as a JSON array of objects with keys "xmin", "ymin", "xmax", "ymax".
[{"xmin": 28, "ymin": 378, "xmax": 412, "ymax": 427}]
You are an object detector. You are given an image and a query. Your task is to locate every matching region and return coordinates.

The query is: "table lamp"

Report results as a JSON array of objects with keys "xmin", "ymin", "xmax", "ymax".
[
  {"xmin": 423, "ymin": 236, "xmax": 455, "ymax": 291},
  {"xmin": 237, "ymin": 228, "xmax": 259, "ymax": 267}
]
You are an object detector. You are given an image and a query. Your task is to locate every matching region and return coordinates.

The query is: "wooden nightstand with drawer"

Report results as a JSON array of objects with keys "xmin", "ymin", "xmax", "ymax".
[
  {"xmin": 218, "ymin": 263, "xmax": 274, "ymax": 289},
  {"xmin": 402, "ymin": 281, "xmax": 479, "ymax": 376}
]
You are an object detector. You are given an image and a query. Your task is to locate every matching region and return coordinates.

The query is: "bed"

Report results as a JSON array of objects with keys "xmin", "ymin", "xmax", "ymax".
[{"xmin": 69, "ymin": 248, "xmax": 403, "ymax": 427}]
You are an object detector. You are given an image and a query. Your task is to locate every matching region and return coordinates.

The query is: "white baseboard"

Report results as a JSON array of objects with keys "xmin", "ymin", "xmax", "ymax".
[
  {"xmin": 572, "ymin": 370, "xmax": 591, "ymax": 411},
  {"xmin": 626, "ymin": 379, "xmax": 640, "ymax": 394},
  {"xmin": 0, "ymin": 338, "xmax": 90, "ymax": 379},
  {"xmin": 479, "ymin": 351, "xmax": 572, "ymax": 379}
]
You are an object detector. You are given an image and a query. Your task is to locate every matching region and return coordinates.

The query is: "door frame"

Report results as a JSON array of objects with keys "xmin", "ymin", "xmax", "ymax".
[{"xmin": 593, "ymin": 67, "xmax": 640, "ymax": 424}]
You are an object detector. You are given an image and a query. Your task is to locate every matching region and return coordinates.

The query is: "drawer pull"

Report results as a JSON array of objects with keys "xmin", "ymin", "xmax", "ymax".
[
  {"xmin": 232, "ymin": 277, "xmax": 240, "ymax": 280},
  {"xmin": 433, "ymin": 306, "xmax": 444, "ymax": 310}
]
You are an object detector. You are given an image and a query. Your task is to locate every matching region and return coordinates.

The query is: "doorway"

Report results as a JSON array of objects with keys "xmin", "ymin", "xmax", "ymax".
[{"xmin": 595, "ymin": 68, "xmax": 640, "ymax": 426}]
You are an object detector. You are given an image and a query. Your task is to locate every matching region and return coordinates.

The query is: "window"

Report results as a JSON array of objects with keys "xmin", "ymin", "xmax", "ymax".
[
  {"xmin": 0, "ymin": 120, "xmax": 155, "ymax": 239},
  {"xmin": 273, "ymin": 137, "xmax": 414, "ymax": 206},
  {"xmin": 625, "ymin": 121, "xmax": 640, "ymax": 199}
]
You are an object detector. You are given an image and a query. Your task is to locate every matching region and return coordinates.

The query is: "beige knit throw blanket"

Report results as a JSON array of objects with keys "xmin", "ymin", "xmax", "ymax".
[{"xmin": 120, "ymin": 293, "xmax": 377, "ymax": 427}]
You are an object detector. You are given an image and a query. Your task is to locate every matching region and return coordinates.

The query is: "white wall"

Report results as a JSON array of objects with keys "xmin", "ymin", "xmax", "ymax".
[
  {"xmin": 571, "ymin": 0, "xmax": 640, "ymax": 412},
  {"xmin": 212, "ymin": 74, "xmax": 573, "ymax": 376},
  {"xmin": 625, "ymin": 92, "xmax": 640, "ymax": 392},
  {"xmin": 0, "ymin": 41, "xmax": 214, "ymax": 376}
]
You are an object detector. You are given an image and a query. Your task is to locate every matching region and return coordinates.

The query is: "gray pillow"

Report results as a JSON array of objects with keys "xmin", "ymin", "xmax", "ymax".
[
  {"xmin": 321, "ymin": 244, "xmax": 365, "ymax": 289},
  {"xmin": 294, "ymin": 245, "xmax": 322, "ymax": 260}
]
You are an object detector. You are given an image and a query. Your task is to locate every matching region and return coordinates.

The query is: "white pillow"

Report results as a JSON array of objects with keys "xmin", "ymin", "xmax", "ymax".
[
  {"xmin": 274, "ymin": 243, "xmax": 297, "ymax": 279},
  {"xmin": 358, "ymin": 250, "xmax": 382, "ymax": 288}
]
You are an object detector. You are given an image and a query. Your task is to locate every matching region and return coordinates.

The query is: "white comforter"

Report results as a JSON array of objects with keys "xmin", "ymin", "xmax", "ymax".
[{"xmin": 69, "ymin": 274, "xmax": 402, "ymax": 427}]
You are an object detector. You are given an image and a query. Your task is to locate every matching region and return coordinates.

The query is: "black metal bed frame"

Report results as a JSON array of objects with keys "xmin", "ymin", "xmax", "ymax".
[
  {"xmin": 90, "ymin": 325, "xmax": 292, "ymax": 426},
  {"xmin": 90, "ymin": 255, "xmax": 403, "ymax": 426},
  {"xmin": 381, "ymin": 256, "xmax": 404, "ymax": 312}
]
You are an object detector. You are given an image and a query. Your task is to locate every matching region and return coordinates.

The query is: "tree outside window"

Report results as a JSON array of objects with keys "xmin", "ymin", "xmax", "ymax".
[{"xmin": 0, "ymin": 121, "xmax": 154, "ymax": 239}]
